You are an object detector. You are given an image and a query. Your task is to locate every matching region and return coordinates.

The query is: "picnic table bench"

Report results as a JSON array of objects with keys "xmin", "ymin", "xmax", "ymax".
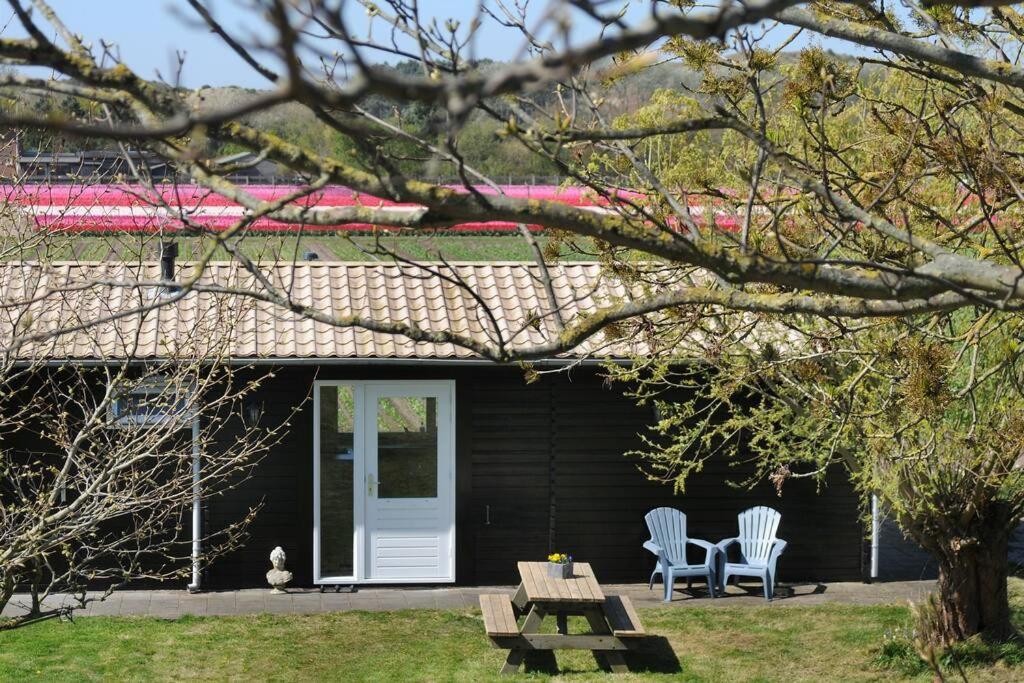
[{"xmin": 479, "ymin": 561, "xmax": 645, "ymax": 675}]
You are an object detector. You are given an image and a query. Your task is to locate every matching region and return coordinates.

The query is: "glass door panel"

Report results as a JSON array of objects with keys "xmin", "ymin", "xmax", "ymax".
[
  {"xmin": 376, "ymin": 396, "xmax": 438, "ymax": 499},
  {"xmin": 318, "ymin": 384, "xmax": 355, "ymax": 578}
]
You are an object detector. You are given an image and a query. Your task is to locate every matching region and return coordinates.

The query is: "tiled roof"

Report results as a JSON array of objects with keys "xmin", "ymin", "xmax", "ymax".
[{"xmin": 0, "ymin": 261, "xmax": 638, "ymax": 361}]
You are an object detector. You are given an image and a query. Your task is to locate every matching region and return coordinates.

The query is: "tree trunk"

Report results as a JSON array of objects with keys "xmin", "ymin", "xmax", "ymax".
[
  {"xmin": 930, "ymin": 520, "xmax": 1015, "ymax": 646},
  {"xmin": 0, "ymin": 570, "xmax": 13, "ymax": 621}
]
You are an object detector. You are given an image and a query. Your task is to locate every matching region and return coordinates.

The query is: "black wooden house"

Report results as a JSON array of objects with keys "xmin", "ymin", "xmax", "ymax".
[{"xmin": 1, "ymin": 261, "xmax": 866, "ymax": 589}]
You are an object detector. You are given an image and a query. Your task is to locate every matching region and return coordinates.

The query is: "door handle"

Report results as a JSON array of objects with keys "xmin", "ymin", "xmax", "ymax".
[{"xmin": 367, "ymin": 472, "xmax": 377, "ymax": 496}]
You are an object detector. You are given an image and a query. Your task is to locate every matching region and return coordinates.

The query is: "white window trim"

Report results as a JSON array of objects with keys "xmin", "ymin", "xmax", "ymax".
[{"xmin": 108, "ymin": 376, "xmax": 196, "ymax": 429}]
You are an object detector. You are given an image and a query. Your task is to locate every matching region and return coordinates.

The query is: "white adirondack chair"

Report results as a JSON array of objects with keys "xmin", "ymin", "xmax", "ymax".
[
  {"xmin": 643, "ymin": 507, "xmax": 718, "ymax": 602},
  {"xmin": 716, "ymin": 506, "xmax": 788, "ymax": 600}
]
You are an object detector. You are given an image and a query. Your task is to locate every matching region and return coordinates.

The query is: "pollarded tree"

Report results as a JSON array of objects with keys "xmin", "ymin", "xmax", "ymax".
[{"xmin": 610, "ymin": 308, "xmax": 1024, "ymax": 645}]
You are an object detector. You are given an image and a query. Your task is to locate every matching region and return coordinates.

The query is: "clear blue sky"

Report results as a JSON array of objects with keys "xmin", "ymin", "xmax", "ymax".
[{"xmin": 9, "ymin": 1, "xmax": 848, "ymax": 88}]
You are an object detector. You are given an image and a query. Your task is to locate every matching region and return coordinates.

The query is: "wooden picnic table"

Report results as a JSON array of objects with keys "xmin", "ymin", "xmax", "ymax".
[{"xmin": 479, "ymin": 561, "xmax": 645, "ymax": 675}]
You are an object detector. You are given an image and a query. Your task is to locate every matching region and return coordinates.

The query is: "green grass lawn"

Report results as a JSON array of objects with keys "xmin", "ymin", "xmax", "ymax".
[{"xmin": 2, "ymin": 599, "xmax": 1024, "ymax": 682}]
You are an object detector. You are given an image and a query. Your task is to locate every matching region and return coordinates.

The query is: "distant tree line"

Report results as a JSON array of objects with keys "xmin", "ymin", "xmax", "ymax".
[{"xmin": 2, "ymin": 57, "xmax": 698, "ymax": 182}]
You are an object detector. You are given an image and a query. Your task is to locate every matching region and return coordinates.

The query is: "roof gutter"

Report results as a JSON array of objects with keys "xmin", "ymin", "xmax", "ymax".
[{"xmin": 22, "ymin": 356, "xmax": 630, "ymax": 367}]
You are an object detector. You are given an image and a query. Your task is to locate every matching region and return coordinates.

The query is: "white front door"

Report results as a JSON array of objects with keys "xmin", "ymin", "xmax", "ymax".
[
  {"xmin": 364, "ymin": 383, "xmax": 454, "ymax": 581},
  {"xmin": 314, "ymin": 380, "xmax": 455, "ymax": 585}
]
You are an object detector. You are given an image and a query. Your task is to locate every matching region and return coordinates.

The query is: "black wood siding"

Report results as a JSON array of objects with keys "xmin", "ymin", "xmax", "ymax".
[
  {"xmin": 193, "ymin": 364, "xmax": 863, "ymax": 588},
  {"xmin": 466, "ymin": 368, "xmax": 863, "ymax": 585},
  {"xmin": 205, "ymin": 367, "xmax": 315, "ymax": 588}
]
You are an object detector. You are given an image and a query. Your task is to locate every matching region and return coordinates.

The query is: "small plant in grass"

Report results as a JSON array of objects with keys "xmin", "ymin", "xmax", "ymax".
[
  {"xmin": 875, "ymin": 625, "xmax": 927, "ymax": 676},
  {"xmin": 875, "ymin": 608, "xmax": 1024, "ymax": 679},
  {"xmin": 876, "ymin": 632, "xmax": 1024, "ymax": 677}
]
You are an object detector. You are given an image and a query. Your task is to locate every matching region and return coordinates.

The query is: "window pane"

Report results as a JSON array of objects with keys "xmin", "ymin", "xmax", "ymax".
[
  {"xmin": 377, "ymin": 396, "xmax": 437, "ymax": 499},
  {"xmin": 319, "ymin": 385, "xmax": 355, "ymax": 577}
]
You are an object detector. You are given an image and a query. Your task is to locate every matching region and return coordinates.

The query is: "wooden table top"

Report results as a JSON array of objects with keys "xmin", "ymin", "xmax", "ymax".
[{"xmin": 516, "ymin": 561, "xmax": 605, "ymax": 604}]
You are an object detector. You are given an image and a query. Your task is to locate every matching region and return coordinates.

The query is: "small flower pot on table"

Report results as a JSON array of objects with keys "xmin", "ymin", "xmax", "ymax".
[{"xmin": 548, "ymin": 561, "xmax": 573, "ymax": 579}]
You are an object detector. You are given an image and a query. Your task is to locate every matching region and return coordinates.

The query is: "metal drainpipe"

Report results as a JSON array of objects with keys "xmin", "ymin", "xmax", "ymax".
[
  {"xmin": 870, "ymin": 494, "xmax": 880, "ymax": 581},
  {"xmin": 187, "ymin": 416, "xmax": 202, "ymax": 593}
]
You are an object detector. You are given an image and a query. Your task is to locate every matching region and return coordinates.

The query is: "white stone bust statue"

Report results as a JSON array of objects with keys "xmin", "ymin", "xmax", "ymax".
[{"xmin": 266, "ymin": 545, "xmax": 292, "ymax": 594}]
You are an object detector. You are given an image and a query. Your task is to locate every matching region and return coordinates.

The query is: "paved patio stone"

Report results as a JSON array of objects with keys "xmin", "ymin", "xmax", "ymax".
[
  {"xmin": 118, "ymin": 594, "xmax": 153, "ymax": 616},
  {"xmin": 375, "ymin": 594, "xmax": 411, "ymax": 609},
  {"xmin": 179, "ymin": 595, "xmax": 210, "ymax": 616},
  {"xmin": 347, "ymin": 596, "xmax": 386, "ymax": 611},
  {"xmin": 263, "ymin": 595, "xmax": 299, "ymax": 614},
  {"xmin": 318, "ymin": 594, "xmax": 354, "ymax": 612},
  {"xmin": 84, "ymin": 596, "xmax": 122, "ymax": 616},
  {"xmin": 232, "ymin": 597, "xmax": 268, "ymax": 616},
  {"xmin": 1, "ymin": 580, "xmax": 936, "ymax": 620},
  {"xmin": 403, "ymin": 593, "xmax": 440, "ymax": 609},
  {"xmin": 146, "ymin": 593, "xmax": 181, "ymax": 618},
  {"xmin": 202, "ymin": 596, "xmax": 236, "ymax": 616}
]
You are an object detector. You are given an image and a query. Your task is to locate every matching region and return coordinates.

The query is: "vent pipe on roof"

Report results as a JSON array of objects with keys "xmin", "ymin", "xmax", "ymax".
[{"xmin": 160, "ymin": 240, "xmax": 179, "ymax": 292}]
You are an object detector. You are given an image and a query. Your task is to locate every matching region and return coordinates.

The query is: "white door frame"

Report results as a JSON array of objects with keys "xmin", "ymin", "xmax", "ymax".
[{"xmin": 313, "ymin": 379, "xmax": 456, "ymax": 584}]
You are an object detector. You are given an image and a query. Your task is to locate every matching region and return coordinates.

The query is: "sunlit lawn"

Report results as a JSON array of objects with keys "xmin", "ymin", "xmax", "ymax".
[{"xmin": 3, "ymin": 592, "xmax": 1024, "ymax": 682}]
